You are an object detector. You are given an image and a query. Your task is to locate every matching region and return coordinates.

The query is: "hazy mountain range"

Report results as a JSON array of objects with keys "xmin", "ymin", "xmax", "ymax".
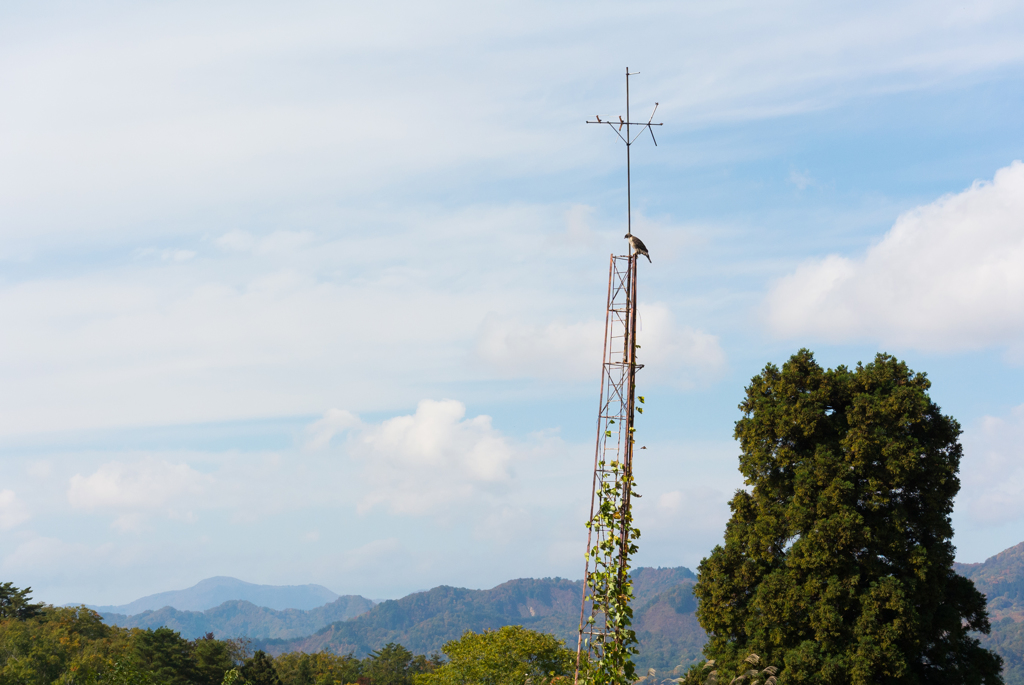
[
  {"xmin": 87, "ymin": 576, "xmax": 342, "ymax": 614},
  {"xmin": 93, "ymin": 541, "xmax": 1024, "ymax": 681},
  {"xmin": 99, "ymin": 595, "xmax": 376, "ymax": 641},
  {"xmin": 258, "ymin": 566, "xmax": 702, "ymax": 672}
]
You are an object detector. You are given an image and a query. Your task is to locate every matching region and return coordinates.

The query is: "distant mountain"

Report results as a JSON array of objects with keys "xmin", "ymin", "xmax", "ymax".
[
  {"xmin": 956, "ymin": 542, "xmax": 1024, "ymax": 684},
  {"xmin": 100, "ymin": 595, "xmax": 375, "ymax": 640},
  {"xmin": 88, "ymin": 576, "xmax": 341, "ymax": 614},
  {"xmin": 88, "ymin": 548, "xmax": 1024, "ymax": 683},
  {"xmin": 956, "ymin": 541, "xmax": 1024, "ymax": 622},
  {"xmin": 257, "ymin": 566, "xmax": 703, "ymax": 672}
]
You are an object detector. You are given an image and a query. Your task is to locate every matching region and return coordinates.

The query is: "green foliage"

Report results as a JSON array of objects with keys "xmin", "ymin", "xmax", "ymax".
[
  {"xmin": 223, "ymin": 668, "xmax": 245, "ymax": 685},
  {"xmin": 363, "ymin": 642, "xmax": 440, "ymax": 685},
  {"xmin": 195, "ymin": 633, "xmax": 238, "ymax": 685},
  {"xmin": 0, "ymin": 587, "xmax": 241, "ymax": 685},
  {"xmin": 275, "ymin": 651, "xmax": 362, "ymax": 685},
  {"xmin": 0, "ymin": 605, "xmax": 126, "ymax": 685},
  {"xmin": 0, "ymin": 582, "xmax": 43, "ymax": 621},
  {"xmin": 693, "ymin": 350, "xmax": 1004, "ymax": 684},
  {"xmin": 94, "ymin": 657, "xmax": 156, "ymax": 685},
  {"xmin": 414, "ymin": 626, "xmax": 575, "ymax": 685},
  {"xmin": 676, "ymin": 654, "xmax": 778, "ymax": 685},
  {"xmin": 135, "ymin": 626, "xmax": 199, "ymax": 685},
  {"xmin": 585, "ymin": 454, "xmax": 641, "ymax": 684},
  {"xmin": 243, "ymin": 650, "xmax": 284, "ymax": 685},
  {"xmin": 978, "ymin": 619, "xmax": 1024, "ymax": 685}
]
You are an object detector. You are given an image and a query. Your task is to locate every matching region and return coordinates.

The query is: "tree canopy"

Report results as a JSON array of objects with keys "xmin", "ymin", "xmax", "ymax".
[
  {"xmin": 0, "ymin": 582, "xmax": 43, "ymax": 621},
  {"xmin": 242, "ymin": 650, "xmax": 284, "ymax": 685},
  {"xmin": 691, "ymin": 350, "xmax": 1003, "ymax": 684},
  {"xmin": 415, "ymin": 625, "xmax": 576, "ymax": 685}
]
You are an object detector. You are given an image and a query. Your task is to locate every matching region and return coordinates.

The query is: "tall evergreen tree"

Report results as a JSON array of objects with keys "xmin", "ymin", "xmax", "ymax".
[
  {"xmin": 0, "ymin": 582, "xmax": 43, "ymax": 620},
  {"xmin": 242, "ymin": 650, "xmax": 283, "ymax": 685},
  {"xmin": 365, "ymin": 643, "xmax": 417, "ymax": 685},
  {"xmin": 135, "ymin": 627, "xmax": 199, "ymax": 685},
  {"xmin": 692, "ymin": 350, "xmax": 1003, "ymax": 684}
]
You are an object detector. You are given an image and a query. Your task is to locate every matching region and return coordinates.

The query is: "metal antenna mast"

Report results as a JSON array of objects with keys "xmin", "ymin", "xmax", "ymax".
[{"xmin": 575, "ymin": 69, "xmax": 662, "ymax": 684}]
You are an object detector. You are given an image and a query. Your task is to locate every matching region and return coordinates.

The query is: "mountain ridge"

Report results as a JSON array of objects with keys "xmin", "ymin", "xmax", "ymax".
[
  {"xmin": 88, "ymin": 576, "xmax": 341, "ymax": 614},
  {"xmin": 90, "ymin": 548, "xmax": 1024, "ymax": 682},
  {"xmin": 955, "ymin": 541, "xmax": 1024, "ymax": 622},
  {"xmin": 100, "ymin": 595, "xmax": 375, "ymax": 640},
  {"xmin": 256, "ymin": 566, "xmax": 700, "ymax": 671}
]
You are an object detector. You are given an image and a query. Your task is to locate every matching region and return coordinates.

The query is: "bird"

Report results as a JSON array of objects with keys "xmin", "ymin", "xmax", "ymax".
[
  {"xmin": 596, "ymin": 115, "xmax": 602, "ymax": 122},
  {"xmin": 625, "ymin": 233, "xmax": 651, "ymax": 262},
  {"xmin": 618, "ymin": 115, "xmax": 625, "ymax": 131}
]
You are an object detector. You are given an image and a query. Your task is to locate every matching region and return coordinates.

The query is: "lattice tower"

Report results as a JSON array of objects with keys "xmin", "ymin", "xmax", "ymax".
[
  {"xmin": 575, "ymin": 67, "xmax": 660, "ymax": 685},
  {"xmin": 574, "ymin": 252, "xmax": 642, "ymax": 681}
]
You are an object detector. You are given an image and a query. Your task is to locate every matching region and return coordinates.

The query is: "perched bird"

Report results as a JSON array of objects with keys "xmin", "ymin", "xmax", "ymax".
[
  {"xmin": 625, "ymin": 233, "xmax": 651, "ymax": 262},
  {"xmin": 618, "ymin": 115, "xmax": 625, "ymax": 131},
  {"xmin": 596, "ymin": 115, "xmax": 602, "ymax": 122}
]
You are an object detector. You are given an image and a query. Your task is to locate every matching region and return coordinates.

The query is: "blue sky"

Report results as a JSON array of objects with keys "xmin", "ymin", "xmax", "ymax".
[{"xmin": 2, "ymin": 0, "xmax": 1024, "ymax": 606}]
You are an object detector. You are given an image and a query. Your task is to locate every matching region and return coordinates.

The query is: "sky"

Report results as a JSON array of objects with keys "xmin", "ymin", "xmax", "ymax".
[{"xmin": 2, "ymin": 0, "xmax": 1024, "ymax": 607}]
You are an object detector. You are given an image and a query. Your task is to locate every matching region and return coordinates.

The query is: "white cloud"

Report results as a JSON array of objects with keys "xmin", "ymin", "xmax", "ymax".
[
  {"xmin": 476, "ymin": 315, "xmax": 604, "ymax": 381},
  {"xmin": 766, "ymin": 161, "xmax": 1024, "ymax": 351},
  {"xmin": 215, "ymin": 230, "xmax": 315, "ymax": 255},
  {"xmin": 349, "ymin": 399, "xmax": 515, "ymax": 515},
  {"xmin": 135, "ymin": 248, "xmax": 196, "ymax": 263},
  {"xmin": 111, "ymin": 513, "xmax": 147, "ymax": 533},
  {"xmin": 638, "ymin": 303, "xmax": 727, "ymax": 388},
  {"xmin": 648, "ymin": 488, "xmax": 732, "ymax": 536},
  {"xmin": 1, "ymin": 536, "xmax": 114, "ymax": 576},
  {"xmin": 0, "ymin": 490, "xmax": 30, "ymax": 530},
  {"xmin": 305, "ymin": 409, "xmax": 361, "ymax": 450},
  {"xmin": 68, "ymin": 458, "xmax": 210, "ymax": 511},
  {"xmin": 216, "ymin": 230, "xmax": 257, "ymax": 252},
  {"xmin": 1, "ymin": 1, "xmax": 1023, "ymax": 254},
  {"xmin": 340, "ymin": 538, "xmax": 403, "ymax": 572},
  {"xmin": 476, "ymin": 303, "xmax": 725, "ymax": 388},
  {"xmin": 0, "ymin": 203, "xmax": 586, "ymax": 438},
  {"xmin": 958, "ymin": 404, "xmax": 1024, "ymax": 526}
]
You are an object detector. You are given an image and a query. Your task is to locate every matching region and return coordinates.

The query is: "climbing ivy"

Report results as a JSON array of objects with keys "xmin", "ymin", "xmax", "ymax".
[{"xmin": 583, "ymin": 394, "xmax": 644, "ymax": 685}]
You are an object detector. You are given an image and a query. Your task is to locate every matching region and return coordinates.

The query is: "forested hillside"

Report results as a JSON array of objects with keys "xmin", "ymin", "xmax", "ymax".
[
  {"xmin": 0, "ymin": 582, "xmax": 442, "ymax": 685},
  {"xmin": 956, "ymin": 541, "xmax": 1024, "ymax": 684},
  {"xmin": 957, "ymin": 541, "xmax": 1024, "ymax": 622},
  {"xmin": 258, "ymin": 567, "xmax": 702, "ymax": 672}
]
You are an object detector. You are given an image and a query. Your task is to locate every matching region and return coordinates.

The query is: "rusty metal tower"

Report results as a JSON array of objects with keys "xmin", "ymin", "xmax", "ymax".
[{"xmin": 575, "ymin": 69, "xmax": 662, "ymax": 684}]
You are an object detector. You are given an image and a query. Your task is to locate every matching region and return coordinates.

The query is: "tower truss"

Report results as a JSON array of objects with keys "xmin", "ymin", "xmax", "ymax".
[{"xmin": 575, "ymin": 252, "xmax": 642, "ymax": 682}]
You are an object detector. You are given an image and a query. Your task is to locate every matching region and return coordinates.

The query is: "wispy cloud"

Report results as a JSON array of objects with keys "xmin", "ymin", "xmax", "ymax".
[
  {"xmin": 959, "ymin": 404, "xmax": 1024, "ymax": 526},
  {"xmin": 0, "ymin": 490, "xmax": 30, "ymax": 530},
  {"xmin": 68, "ymin": 458, "xmax": 211, "ymax": 531}
]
